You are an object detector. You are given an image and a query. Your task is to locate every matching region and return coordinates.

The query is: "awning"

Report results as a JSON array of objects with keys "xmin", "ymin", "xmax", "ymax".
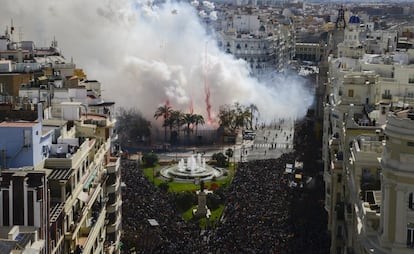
[{"xmin": 83, "ymin": 168, "xmax": 98, "ymax": 192}]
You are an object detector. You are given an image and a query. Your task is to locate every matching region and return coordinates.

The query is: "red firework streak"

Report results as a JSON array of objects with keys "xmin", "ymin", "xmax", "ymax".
[
  {"xmin": 204, "ymin": 43, "xmax": 212, "ymax": 124},
  {"xmin": 190, "ymin": 99, "xmax": 194, "ymax": 115}
]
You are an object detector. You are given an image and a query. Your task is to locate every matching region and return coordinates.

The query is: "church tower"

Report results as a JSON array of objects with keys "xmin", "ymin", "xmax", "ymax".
[{"xmin": 336, "ymin": 6, "xmax": 346, "ymax": 30}]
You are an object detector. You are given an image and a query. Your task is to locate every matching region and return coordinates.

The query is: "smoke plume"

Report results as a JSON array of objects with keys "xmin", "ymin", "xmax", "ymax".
[{"xmin": 0, "ymin": 0, "xmax": 314, "ymax": 125}]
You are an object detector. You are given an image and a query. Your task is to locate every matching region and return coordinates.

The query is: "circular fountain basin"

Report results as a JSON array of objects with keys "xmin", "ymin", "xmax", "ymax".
[{"xmin": 159, "ymin": 154, "xmax": 225, "ymax": 182}]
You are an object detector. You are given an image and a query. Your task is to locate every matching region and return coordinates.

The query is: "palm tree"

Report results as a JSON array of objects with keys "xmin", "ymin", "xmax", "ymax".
[
  {"xmin": 193, "ymin": 114, "xmax": 205, "ymax": 136},
  {"xmin": 154, "ymin": 104, "xmax": 172, "ymax": 142},
  {"xmin": 219, "ymin": 104, "xmax": 237, "ymax": 133},
  {"xmin": 235, "ymin": 103, "xmax": 251, "ymax": 129},
  {"xmin": 169, "ymin": 110, "xmax": 184, "ymax": 142},
  {"xmin": 183, "ymin": 113, "xmax": 195, "ymax": 136}
]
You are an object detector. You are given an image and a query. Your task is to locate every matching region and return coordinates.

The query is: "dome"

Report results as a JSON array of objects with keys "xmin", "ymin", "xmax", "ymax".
[
  {"xmin": 259, "ymin": 25, "xmax": 265, "ymax": 32},
  {"xmin": 349, "ymin": 15, "xmax": 360, "ymax": 24}
]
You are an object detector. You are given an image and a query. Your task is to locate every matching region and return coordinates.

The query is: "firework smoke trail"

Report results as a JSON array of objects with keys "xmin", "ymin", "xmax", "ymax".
[
  {"xmin": 205, "ymin": 82, "xmax": 212, "ymax": 124},
  {"xmin": 0, "ymin": 0, "xmax": 315, "ymax": 125},
  {"xmin": 204, "ymin": 42, "xmax": 212, "ymax": 124}
]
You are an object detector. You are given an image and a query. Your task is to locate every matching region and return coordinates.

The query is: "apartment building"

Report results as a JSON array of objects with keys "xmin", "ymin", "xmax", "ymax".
[
  {"xmin": 323, "ymin": 11, "xmax": 414, "ymax": 254},
  {"xmin": 217, "ymin": 7, "xmax": 295, "ymax": 77},
  {"xmin": 0, "ymin": 29, "xmax": 121, "ymax": 254}
]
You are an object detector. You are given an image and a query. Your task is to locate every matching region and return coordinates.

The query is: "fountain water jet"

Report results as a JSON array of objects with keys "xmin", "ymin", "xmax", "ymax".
[{"xmin": 160, "ymin": 154, "xmax": 224, "ymax": 182}]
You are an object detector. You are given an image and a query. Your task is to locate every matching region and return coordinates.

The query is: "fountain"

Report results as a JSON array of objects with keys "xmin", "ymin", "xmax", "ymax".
[{"xmin": 160, "ymin": 154, "xmax": 224, "ymax": 182}]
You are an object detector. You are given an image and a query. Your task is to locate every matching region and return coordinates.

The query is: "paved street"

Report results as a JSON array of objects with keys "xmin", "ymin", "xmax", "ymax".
[{"xmin": 158, "ymin": 118, "xmax": 295, "ymax": 163}]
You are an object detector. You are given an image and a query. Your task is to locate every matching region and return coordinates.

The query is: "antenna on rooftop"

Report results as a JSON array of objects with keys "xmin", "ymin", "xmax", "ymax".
[
  {"xmin": 52, "ymin": 36, "xmax": 58, "ymax": 48},
  {"xmin": 18, "ymin": 27, "xmax": 23, "ymax": 43},
  {"xmin": 10, "ymin": 19, "xmax": 14, "ymax": 42}
]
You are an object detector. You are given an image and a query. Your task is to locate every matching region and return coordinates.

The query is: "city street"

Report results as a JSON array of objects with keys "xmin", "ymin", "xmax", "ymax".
[{"xmin": 159, "ymin": 118, "xmax": 295, "ymax": 163}]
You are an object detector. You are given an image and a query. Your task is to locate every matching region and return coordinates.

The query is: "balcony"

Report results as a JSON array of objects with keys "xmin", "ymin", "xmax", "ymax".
[
  {"xmin": 106, "ymin": 212, "xmax": 122, "ymax": 234},
  {"xmin": 381, "ymin": 94, "xmax": 392, "ymax": 100},
  {"xmin": 107, "ymin": 194, "xmax": 122, "ymax": 214},
  {"xmin": 80, "ymin": 207, "xmax": 107, "ymax": 254},
  {"xmin": 107, "ymin": 157, "xmax": 120, "ymax": 174},
  {"xmin": 45, "ymin": 139, "xmax": 91, "ymax": 169},
  {"xmin": 106, "ymin": 177, "xmax": 120, "ymax": 194}
]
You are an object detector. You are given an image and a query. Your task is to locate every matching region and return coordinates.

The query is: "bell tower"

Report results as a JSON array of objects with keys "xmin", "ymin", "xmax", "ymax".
[{"xmin": 336, "ymin": 6, "xmax": 346, "ymax": 30}]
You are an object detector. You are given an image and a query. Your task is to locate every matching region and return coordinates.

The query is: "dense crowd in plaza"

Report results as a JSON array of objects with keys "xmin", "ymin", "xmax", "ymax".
[
  {"xmin": 121, "ymin": 118, "xmax": 329, "ymax": 253},
  {"xmin": 121, "ymin": 160, "xmax": 204, "ymax": 253},
  {"xmin": 209, "ymin": 154, "xmax": 296, "ymax": 253}
]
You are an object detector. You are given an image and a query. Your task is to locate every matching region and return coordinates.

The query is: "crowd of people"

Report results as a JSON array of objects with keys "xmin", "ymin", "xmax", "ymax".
[
  {"xmin": 121, "ymin": 160, "xmax": 204, "ymax": 253},
  {"xmin": 121, "ymin": 117, "xmax": 329, "ymax": 253},
  {"xmin": 209, "ymin": 154, "xmax": 297, "ymax": 253}
]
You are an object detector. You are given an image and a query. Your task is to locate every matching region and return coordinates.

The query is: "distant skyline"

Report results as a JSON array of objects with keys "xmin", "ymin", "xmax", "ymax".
[{"xmin": 304, "ymin": 0, "xmax": 412, "ymax": 3}]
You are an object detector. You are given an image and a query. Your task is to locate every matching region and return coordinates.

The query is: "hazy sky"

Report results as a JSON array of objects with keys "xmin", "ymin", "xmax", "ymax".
[{"xmin": 0, "ymin": 0, "xmax": 314, "ymax": 125}]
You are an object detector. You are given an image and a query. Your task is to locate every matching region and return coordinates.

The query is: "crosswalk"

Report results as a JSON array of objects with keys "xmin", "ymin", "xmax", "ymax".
[{"xmin": 248, "ymin": 143, "xmax": 294, "ymax": 149}]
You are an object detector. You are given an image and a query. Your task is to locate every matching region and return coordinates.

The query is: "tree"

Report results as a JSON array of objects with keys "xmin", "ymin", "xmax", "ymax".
[
  {"xmin": 168, "ymin": 110, "xmax": 183, "ymax": 143},
  {"xmin": 142, "ymin": 153, "xmax": 159, "ymax": 167},
  {"xmin": 218, "ymin": 102, "xmax": 252, "ymax": 134},
  {"xmin": 193, "ymin": 114, "xmax": 205, "ymax": 136},
  {"xmin": 175, "ymin": 191, "xmax": 196, "ymax": 212},
  {"xmin": 206, "ymin": 193, "xmax": 222, "ymax": 210},
  {"xmin": 183, "ymin": 113, "xmax": 195, "ymax": 136},
  {"xmin": 235, "ymin": 102, "xmax": 251, "ymax": 129},
  {"xmin": 154, "ymin": 104, "xmax": 172, "ymax": 143},
  {"xmin": 248, "ymin": 104, "xmax": 258, "ymax": 129},
  {"xmin": 171, "ymin": 110, "xmax": 184, "ymax": 137},
  {"xmin": 212, "ymin": 152, "xmax": 228, "ymax": 167},
  {"xmin": 116, "ymin": 107, "xmax": 151, "ymax": 148},
  {"xmin": 158, "ymin": 182, "xmax": 169, "ymax": 192},
  {"xmin": 225, "ymin": 148, "xmax": 234, "ymax": 164},
  {"xmin": 218, "ymin": 104, "xmax": 237, "ymax": 133}
]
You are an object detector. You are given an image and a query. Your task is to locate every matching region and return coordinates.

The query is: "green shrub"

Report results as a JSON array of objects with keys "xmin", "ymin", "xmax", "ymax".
[
  {"xmin": 158, "ymin": 182, "xmax": 169, "ymax": 192},
  {"xmin": 212, "ymin": 152, "xmax": 227, "ymax": 167},
  {"xmin": 206, "ymin": 193, "xmax": 222, "ymax": 210},
  {"xmin": 175, "ymin": 191, "xmax": 196, "ymax": 212},
  {"xmin": 142, "ymin": 153, "xmax": 159, "ymax": 167}
]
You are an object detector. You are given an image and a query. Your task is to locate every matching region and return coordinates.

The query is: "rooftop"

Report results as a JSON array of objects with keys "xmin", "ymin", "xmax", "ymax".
[{"xmin": 0, "ymin": 121, "xmax": 38, "ymax": 127}]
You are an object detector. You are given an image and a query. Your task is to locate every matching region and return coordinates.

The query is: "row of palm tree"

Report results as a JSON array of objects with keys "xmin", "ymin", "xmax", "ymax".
[{"xmin": 154, "ymin": 104, "xmax": 205, "ymax": 143}]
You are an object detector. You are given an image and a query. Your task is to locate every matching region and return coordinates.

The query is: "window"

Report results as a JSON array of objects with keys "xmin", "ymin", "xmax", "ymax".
[
  {"xmin": 337, "ymin": 225, "xmax": 342, "ymax": 237},
  {"xmin": 409, "ymin": 74, "xmax": 414, "ymax": 84},
  {"xmin": 24, "ymin": 129, "xmax": 31, "ymax": 147},
  {"xmin": 382, "ymin": 89, "xmax": 391, "ymax": 99},
  {"xmin": 348, "ymin": 89, "xmax": 354, "ymax": 97},
  {"xmin": 409, "ymin": 193, "xmax": 414, "ymax": 210},
  {"xmin": 407, "ymin": 225, "xmax": 414, "ymax": 248}
]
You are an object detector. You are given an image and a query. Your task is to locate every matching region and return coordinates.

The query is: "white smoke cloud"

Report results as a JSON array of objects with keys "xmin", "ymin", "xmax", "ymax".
[
  {"xmin": 202, "ymin": 1, "xmax": 215, "ymax": 10},
  {"xmin": 199, "ymin": 10, "xmax": 208, "ymax": 19},
  {"xmin": 0, "ymin": 0, "xmax": 313, "ymax": 125},
  {"xmin": 190, "ymin": 0, "xmax": 200, "ymax": 7},
  {"xmin": 209, "ymin": 11, "xmax": 218, "ymax": 21}
]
